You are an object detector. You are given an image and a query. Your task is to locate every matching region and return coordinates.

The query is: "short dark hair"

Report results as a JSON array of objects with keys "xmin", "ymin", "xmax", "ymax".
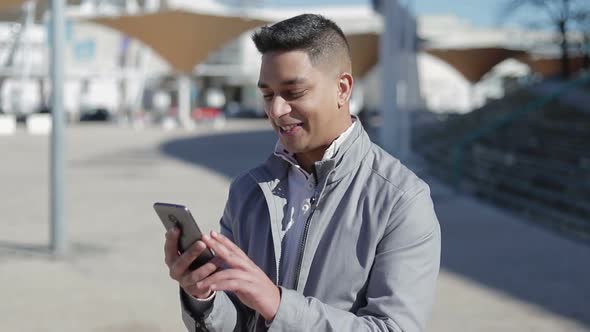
[{"xmin": 252, "ymin": 14, "xmax": 351, "ymax": 68}]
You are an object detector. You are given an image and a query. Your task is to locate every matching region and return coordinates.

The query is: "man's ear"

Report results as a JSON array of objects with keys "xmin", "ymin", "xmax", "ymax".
[{"xmin": 337, "ymin": 72, "xmax": 354, "ymax": 108}]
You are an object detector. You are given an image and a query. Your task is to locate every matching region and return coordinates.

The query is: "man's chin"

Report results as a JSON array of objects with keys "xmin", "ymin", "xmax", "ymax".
[{"xmin": 279, "ymin": 139, "xmax": 305, "ymax": 154}]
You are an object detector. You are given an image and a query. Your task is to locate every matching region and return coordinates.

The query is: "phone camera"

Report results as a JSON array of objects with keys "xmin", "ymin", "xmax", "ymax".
[{"xmin": 168, "ymin": 214, "xmax": 180, "ymax": 225}]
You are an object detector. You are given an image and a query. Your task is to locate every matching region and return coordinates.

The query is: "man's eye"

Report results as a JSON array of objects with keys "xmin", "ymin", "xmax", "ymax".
[
  {"xmin": 263, "ymin": 94, "xmax": 273, "ymax": 101},
  {"xmin": 286, "ymin": 91, "xmax": 305, "ymax": 100}
]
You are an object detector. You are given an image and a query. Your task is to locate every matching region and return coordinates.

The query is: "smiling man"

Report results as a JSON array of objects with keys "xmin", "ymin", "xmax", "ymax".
[{"xmin": 164, "ymin": 14, "xmax": 441, "ymax": 332}]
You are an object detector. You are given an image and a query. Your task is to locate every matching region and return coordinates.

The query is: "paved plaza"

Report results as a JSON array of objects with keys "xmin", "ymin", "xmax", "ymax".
[{"xmin": 1, "ymin": 120, "xmax": 589, "ymax": 331}]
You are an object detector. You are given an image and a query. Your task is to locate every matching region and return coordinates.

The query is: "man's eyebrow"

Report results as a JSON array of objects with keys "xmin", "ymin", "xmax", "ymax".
[
  {"xmin": 257, "ymin": 77, "xmax": 308, "ymax": 89},
  {"xmin": 281, "ymin": 77, "xmax": 308, "ymax": 86}
]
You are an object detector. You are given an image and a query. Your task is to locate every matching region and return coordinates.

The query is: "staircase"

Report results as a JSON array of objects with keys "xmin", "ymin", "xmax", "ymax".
[{"xmin": 414, "ymin": 81, "xmax": 590, "ymax": 241}]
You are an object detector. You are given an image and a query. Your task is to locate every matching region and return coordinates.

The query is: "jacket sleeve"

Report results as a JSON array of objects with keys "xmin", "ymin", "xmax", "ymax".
[
  {"xmin": 180, "ymin": 180, "xmax": 256, "ymax": 332},
  {"xmin": 268, "ymin": 188, "xmax": 441, "ymax": 332}
]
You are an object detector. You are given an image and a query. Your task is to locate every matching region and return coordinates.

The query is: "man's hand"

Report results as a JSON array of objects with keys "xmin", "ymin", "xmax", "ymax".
[
  {"xmin": 198, "ymin": 231, "xmax": 281, "ymax": 322},
  {"xmin": 164, "ymin": 227, "xmax": 221, "ymax": 299}
]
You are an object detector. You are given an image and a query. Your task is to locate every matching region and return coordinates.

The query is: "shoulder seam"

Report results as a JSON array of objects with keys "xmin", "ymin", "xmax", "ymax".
[{"xmin": 360, "ymin": 145, "xmax": 406, "ymax": 194}]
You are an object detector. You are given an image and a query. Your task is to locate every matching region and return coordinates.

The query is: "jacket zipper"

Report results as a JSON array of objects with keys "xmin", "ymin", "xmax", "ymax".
[
  {"xmin": 293, "ymin": 194, "xmax": 318, "ymax": 290},
  {"xmin": 276, "ymin": 253, "xmax": 281, "ymax": 285}
]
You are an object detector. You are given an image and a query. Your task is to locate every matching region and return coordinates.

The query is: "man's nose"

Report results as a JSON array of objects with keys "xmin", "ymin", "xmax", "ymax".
[{"xmin": 268, "ymin": 96, "xmax": 291, "ymax": 119}]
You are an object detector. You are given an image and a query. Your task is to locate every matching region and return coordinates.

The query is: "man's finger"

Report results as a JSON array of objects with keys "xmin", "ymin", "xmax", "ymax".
[
  {"xmin": 211, "ymin": 231, "xmax": 250, "ymax": 260},
  {"xmin": 208, "ymin": 279, "xmax": 246, "ymax": 293},
  {"xmin": 170, "ymin": 241, "xmax": 207, "ymax": 280},
  {"xmin": 164, "ymin": 227, "xmax": 180, "ymax": 266},
  {"xmin": 198, "ymin": 269, "xmax": 251, "ymax": 290},
  {"xmin": 180, "ymin": 260, "xmax": 218, "ymax": 288},
  {"xmin": 201, "ymin": 234, "xmax": 242, "ymax": 267}
]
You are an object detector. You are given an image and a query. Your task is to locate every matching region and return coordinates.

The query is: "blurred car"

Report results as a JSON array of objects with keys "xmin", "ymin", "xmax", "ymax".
[
  {"xmin": 191, "ymin": 107, "xmax": 224, "ymax": 121},
  {"xmin": 223, "ymin": 102, "xmax": 266, "ymax": 118},
  {"xmin": 79, "ymin": 108, "xmax": 111, "ymax": 122}
]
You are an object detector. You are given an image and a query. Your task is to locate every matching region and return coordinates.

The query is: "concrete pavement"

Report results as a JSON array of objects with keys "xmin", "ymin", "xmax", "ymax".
[{"xmin": 0, "ymin": 119, "xmax": 588, "ymax": 331}]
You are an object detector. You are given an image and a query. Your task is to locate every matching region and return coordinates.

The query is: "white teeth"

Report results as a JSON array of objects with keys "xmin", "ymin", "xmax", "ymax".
[{"xmin": 281, "ymin": 124, "xmax": 298, "ymax": 131}]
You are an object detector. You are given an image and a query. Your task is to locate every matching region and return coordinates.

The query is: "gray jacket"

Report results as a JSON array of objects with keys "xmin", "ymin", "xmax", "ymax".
[{"xmin": 181, "ymin": 122, "xmax": 441, "ymax": 332}]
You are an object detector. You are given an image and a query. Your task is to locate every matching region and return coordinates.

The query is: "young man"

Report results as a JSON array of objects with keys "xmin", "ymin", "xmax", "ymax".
[{"xmin": 164, "ymin": 14, "xmax": 441, "ymax": 332}]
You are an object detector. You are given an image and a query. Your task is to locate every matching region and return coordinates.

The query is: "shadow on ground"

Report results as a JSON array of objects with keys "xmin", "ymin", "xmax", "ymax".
[
  {"xmin": 160, "ymin": 129, "xmax": 590, "ymax": 329},
  {"xmin": 160, "ymin": 129, "xmax": 276, "ymax": 179},
  {"xmin": 0, "ymin": 241, "xmax": 109, "ymax": 260},
  {"xmin": 429, "ymin": 184, "xmax": 590, "ymax": 327}
]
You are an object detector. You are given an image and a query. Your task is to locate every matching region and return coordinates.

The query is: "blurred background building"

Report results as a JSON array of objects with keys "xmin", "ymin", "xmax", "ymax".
[
  {"xmin": 1, "ymin": 0, "xmax": 589, "ymax": 240},
  {"xmin": 2, "ymin": 0, "xmax": 585, "ymax": 124}
]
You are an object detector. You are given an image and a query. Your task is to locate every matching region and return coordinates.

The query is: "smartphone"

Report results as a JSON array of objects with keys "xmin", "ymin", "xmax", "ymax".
[{"xmin": 153, "ymin": 202, "xmax": 215, "ymax": 270}]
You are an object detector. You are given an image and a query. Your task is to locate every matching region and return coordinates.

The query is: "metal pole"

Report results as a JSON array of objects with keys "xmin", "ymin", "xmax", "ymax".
[
  {"xmin": 178, "ymin": 74, "xmax": 193, "ymax": 130},
  {"xmin": 50, "ymin": 0, "xmax": 66, "ymax": 256},
  {"xmin": 379, "ymin": 0, "xmax": 399, "ymax": 154}
]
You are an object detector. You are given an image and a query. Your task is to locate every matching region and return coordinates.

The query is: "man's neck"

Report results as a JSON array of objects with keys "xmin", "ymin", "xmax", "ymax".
[{"xmin": 295, "ymin": 147, "xmax": 327, "ymax": 174}]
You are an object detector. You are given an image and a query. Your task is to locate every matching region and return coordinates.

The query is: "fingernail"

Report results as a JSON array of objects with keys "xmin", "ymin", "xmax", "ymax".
[
  {"xmin": 211, "ymin": 231, "xmax": 218, "ymax": 237},
  {"xmin": 202, "ymin": 234, "xmax": 209, "ymax": 241}
]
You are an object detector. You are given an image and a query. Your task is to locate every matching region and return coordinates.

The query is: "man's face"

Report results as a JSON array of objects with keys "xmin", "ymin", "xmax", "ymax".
[{"xmin": 257, "ymin": 50, "xmax": 343, "ymax": 155}]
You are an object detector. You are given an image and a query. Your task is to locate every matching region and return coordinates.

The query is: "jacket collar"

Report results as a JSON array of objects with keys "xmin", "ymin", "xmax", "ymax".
[
  {"xmin": 259, "ymin": 116, "xmax": 371, "ymax": 186},
  {"xmin": 272, "ymin": 120, "xmax": 358, "ymax": 180}
]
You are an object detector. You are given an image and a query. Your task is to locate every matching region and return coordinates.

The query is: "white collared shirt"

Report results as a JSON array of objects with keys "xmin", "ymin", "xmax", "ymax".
[{"xmin": 273, "ymin": 120, "xmax": 356, "ymax": 289}]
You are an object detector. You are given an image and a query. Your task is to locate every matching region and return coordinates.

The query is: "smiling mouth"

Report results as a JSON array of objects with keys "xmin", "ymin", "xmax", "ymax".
[{"xmin": 279, "ymin": 123, "xmax": 303, "ymax": 133}]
